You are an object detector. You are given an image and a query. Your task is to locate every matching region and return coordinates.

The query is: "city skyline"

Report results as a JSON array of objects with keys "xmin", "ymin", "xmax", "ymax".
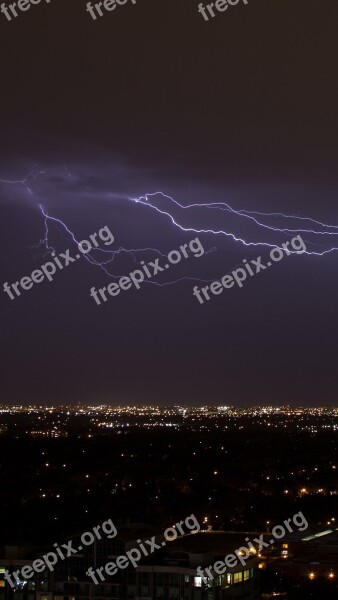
[{"xmin": 1, "ymin": 2, "xmax": 338, "ymax": 598}]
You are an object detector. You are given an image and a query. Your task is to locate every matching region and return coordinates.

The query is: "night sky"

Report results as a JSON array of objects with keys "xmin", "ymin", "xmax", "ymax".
[{"xmin": 1, "ymin": 0, "xmax": 338, "ymax": 405}]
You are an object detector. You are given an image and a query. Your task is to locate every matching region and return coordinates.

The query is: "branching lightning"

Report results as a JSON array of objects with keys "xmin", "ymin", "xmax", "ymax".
[
  {"xmin": 2, "ymin": 168, "xmax": 338, "ymax": 294},
  {"xmin": 0, "ymin": 166, "xmax": 46, "ymax": 195},
  {"xmin": 131, "ymin": 192, "xmax": 338, "ymax": 256}
]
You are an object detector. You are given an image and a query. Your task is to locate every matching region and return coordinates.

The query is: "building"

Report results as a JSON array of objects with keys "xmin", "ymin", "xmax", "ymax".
[
  {"xmin": 1, "ymin": 531, "xmax": 260, "ymax": 600},
  {"xmin": 270, "ymin": 527, "xmax": 338, "ymax": 582}
]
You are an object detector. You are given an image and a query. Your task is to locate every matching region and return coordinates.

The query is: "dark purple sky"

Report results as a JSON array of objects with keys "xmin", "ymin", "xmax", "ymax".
[{"xmin": 1, "ymin": 0, "xmax": 338, "ymax": 405}]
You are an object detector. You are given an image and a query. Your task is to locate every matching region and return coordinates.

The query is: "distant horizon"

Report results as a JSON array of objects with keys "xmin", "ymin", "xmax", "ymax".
[{"xmin": 1, "ymin": 404, "xmax": 338, "ymax": 409}]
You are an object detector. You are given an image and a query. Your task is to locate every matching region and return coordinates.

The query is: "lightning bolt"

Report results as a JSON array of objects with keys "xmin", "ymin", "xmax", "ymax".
[
  {"xmin": 130, "ymin": 192, "xmax": 338, "ymax": 256},
  {"xmin": 36, "ymin": 205, "xmax": 215, "ymax": 286},
  {"xmin": 2, "ymin": 168, "xmax": 338, "ymax": 295},
  {"xmin": 0, "ymin": 168, "xmax": 213, "ymax": 285},
  {"xmin": 0, "ymin": 166, "xmax": 45, "ymax": 195}
]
